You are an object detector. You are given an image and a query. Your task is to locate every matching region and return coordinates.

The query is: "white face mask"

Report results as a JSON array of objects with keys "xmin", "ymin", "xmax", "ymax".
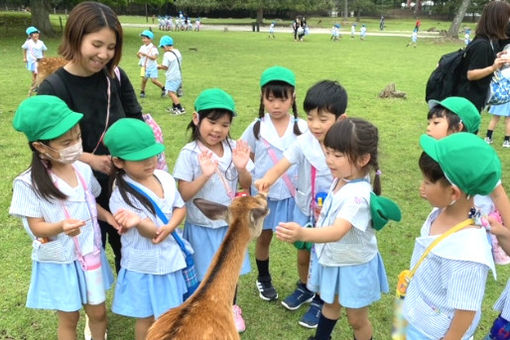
[{"xmin": 45, "ymin": 141, "xmax": 83, "ymax": 164}]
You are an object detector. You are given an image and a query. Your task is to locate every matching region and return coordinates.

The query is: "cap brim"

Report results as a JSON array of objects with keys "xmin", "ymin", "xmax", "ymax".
[
  {"xmin": 39, "ymin": 111, "xmax": 83, "ymax": 141},
  {"xmin": 119, "ymin": 143, "xmax": 165, "ymax": 161},
  {"xmin": 419, "ymin": 134, "xmax": 440, "ymax": 161}
]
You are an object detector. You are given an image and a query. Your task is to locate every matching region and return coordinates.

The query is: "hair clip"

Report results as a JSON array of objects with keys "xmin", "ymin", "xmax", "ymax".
[
  {"xmin": 294, "ymin": 118, "xmax": 299, "ymax": 123},
  {"xmin": 256, "ymin": 118, "xmax": 262, "ymax": 122},
  {"xmin": 468, "ymin": 207, "xmax": 480, "ymax": 219},
  {"xmin": 375, "ymin": 169, "xmax": 382, "ymax": 176}
]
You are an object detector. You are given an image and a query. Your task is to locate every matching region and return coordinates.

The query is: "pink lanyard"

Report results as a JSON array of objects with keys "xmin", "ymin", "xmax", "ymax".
[
  {"xmin": 51, "ymin": 166, "xmax": 101, "ymax": 265},
  {"xmin": 196, "ymin": 141, "xmax": 235, "ymax": 199},
  {"xmin": 143, "ymin": 43, "xmax": 153, "ymax": 68},
  {"xmin": 310, "ymin": 166, "xmax": 317, "ymax": 217},
  {"xmin": 91, "ymin": 75, "xmax": 111, "ymax": 154},
  {"xmin": 260, "ymin": 137, "xmax": 296, "ymax": 197}
]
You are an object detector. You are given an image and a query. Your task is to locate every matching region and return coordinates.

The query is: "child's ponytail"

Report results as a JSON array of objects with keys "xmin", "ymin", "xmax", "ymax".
[
  {"xmin": 291, "ymin": 100, "xmax": 302, "ymax": 136},
  {"xmin": 109, "ymin": 166, "xmax": 156, "ymax": 215},
  {"xmin": 372, "ymin": 162, "xmax": 382, "ymax": 196},
  {"xmin": 252, "ymin": 95, "xmax": 265, "ymax": 140},
  {"xmin": 29, "ymin": 143, "xmax": 67, "ymax": 201}
]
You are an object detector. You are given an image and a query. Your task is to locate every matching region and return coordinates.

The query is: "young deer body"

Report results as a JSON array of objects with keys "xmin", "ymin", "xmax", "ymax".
[
  {"xmin": 147, "ymin": 193, "xmax": 268, "ymax": 340},
  {"xmin": 30, "ymin": 56, "xmax": 67, "ymax": 96}
]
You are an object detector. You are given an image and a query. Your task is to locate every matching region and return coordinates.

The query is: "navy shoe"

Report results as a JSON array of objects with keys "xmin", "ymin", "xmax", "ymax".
[
  {"xmin": 281, "ymin": 281, "xmax": 314, "ymax": 311},
  {"xmin": 299, "ymin": 301, "xmax": 322, "ymax": 329},
  {"xmin": 256, "ymin": 277, "xmax": 278, "ymax": 301}
]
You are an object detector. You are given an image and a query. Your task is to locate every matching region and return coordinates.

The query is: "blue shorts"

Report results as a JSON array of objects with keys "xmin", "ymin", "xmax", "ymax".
[
  {"xmin": 165, "ymin": 79, "xmax": 182, "ymax": 93},
  {"xmin": 27, "ymin": 60, "xmax": 37, "ymax": 72},
  {"xmin": 143, "ymin": 66, "xmax": 158, "ymax": 79}
]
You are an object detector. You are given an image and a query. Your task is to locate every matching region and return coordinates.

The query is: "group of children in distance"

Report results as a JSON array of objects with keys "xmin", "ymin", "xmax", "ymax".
[{"xmin": 9, "ymin": 61, "xmax": 510, "ymax": 340}]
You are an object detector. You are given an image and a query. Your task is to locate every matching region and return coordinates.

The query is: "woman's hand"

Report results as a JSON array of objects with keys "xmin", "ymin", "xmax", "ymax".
[
  {"xmin": 198, "ymin": 150, "xmax": 218, "ymax": 177},
  {"xmin": 232, "ymin": 140, "xmax": 251, "ymax": 171}
]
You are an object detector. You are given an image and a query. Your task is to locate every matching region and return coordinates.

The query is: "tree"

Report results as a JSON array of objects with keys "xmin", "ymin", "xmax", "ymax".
[
  {"xmin": 447, "ymin": 0, "xmax": 471, "ymax": 38},
  {"xmin": 30, "ymin": 0, "xmax": 56, "ymax": 37}
]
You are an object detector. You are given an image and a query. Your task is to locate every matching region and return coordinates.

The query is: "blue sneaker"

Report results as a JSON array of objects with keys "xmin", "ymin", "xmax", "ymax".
[
  {"xmin": 281, "ymin": 281, "xmax": 314, "ymax": 311},
  {"xmin": 299, "ymin": 301, "xmax": 322, "ymax": 329}
]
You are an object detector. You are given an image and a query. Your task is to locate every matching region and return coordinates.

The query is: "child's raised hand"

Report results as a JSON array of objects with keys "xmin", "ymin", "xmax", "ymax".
[
  {"xmin": 276, "ymin": 222, "xmax": 302, "ymax": 243},
  {"xmin": 152, "ymin": 225, "xmax": 172, "ymax": 244},
  {"xmin": 198, "ymin": 150, "xmax": 218, "ymax": 177},
  {"xmin": 62, "ymin": 219, "xmax": 86, "ymax": 237},
  {"xmin": 232, "ymin": 140, "xmax": 251, "ymax": 170},
  {"xmin": 113, "ymin": 209, "xmax": 141, "ymax": 230}
]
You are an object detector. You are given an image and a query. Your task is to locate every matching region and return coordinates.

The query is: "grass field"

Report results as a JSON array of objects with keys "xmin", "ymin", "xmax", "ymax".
[{"xmin": 1, "ymin": 18, "xmax": 510, "ymax": 340}]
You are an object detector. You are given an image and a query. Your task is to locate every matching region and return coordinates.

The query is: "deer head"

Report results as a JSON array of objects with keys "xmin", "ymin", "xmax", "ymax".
[{"xmin": 193, "ymin": 192, "xmax": 269, "ymax": 239}]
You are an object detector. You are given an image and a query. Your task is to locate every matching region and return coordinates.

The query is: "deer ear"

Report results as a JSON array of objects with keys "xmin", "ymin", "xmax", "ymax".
[
  {"xmin": 250, "ymin": 207, "xmax": 269, "ymax": 222},
  {"xmin": 193, "ymin": 198, "xmax": 229, "ymax": 220}
]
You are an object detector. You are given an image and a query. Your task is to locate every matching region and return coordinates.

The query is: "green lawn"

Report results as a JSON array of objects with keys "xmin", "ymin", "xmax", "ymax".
[{"xmin": 1, "ymin": 21, "xmax": 509, "ymax": 340}]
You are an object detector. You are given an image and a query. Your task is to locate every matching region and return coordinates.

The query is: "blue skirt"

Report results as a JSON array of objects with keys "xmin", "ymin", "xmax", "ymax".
[
  {"xmin": 489, "ymin": 101, "xmax": 510, "ymax": 117},
  {"xmin": 263, "ymin": 197, "xmax": 295, "ymax": 231},
  {"xmin": 26, "ymin": 250, "xmax": 114, "ymax": 311},
  {"xmin": 183, "ymin": 222, "xmax": 251, "ymax": 281},
  {"xmin": 307, "ymin": 250, "xmax": 389, "ymax": 308},
  {"xmin": 112, "ymin": 268, "xmax": 187, "ymax": 319}
]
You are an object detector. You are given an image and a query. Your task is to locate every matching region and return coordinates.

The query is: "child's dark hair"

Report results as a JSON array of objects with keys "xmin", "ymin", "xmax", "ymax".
[
  {"xmin": 427, "ymin": 106, "xmax": 467, "ymax": 133},
  {"xmin": 303, "ymin": 80, "xmax": 348, "ymax": 118},
  {"xmin": 59, "ymin": 1, "xmax": 123, "ymax": 77},
  {"xmin": 252, "ymin": 81, "xmax": 302, "ymax": 139},
  {"xmin": 186, "ymin": 109, "xmax": 237, "ymax": 181},
  {"xmin": 28, "ymin": 142, "xmax": 67, "ymax": 201},
  {"xmin": 324, "ymin": 118, "xmax": 381, "ymax": 195},
  {"xmin": 187, "ymin": 109, "xmax": 234, "ymax": 142},
  {"xmin": 418, "ymin": 151, "xmax": 449, "ymax": 186},
  {"xmin": 109, "ymin": 165, "xmax": 156, "ymax": 215}
]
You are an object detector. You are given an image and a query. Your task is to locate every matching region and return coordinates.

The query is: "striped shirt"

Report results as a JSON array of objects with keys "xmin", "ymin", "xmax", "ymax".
[
  {"xmin": 314, "ymin": 179, "xmax": 378, "ymax": 266},
  {"xmin": 109, "ymin": 170, "xmax": 187, "ymax": 275},
  {"xmin": 403, "ymin": 208, "xmax": 493, "ymax": 339},
  {"xmin": 9, "ymin": 161, "xmax": 100, "ymax": 263},
  {"xmin": 173, "ymin": 139, "xmax": 254, "ymax": 228}
]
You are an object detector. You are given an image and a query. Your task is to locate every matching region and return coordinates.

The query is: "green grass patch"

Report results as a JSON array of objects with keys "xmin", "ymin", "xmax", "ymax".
[{"xmin": 1, "ymin": 24, "xmax": 509, "ymax": 339}]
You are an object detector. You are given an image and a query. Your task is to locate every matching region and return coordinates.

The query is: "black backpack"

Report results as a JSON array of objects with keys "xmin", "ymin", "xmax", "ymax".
[{"xmin": 424, "ymin": 48, "xmax": 467, "ymax": 103}]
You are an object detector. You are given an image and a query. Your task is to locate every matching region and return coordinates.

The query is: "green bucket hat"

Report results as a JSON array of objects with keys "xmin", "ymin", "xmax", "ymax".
[
  {"xmin": 104, "ymin": 118, "xmax": 165, "ymax": 161},
  {"xmin": 429, "ymin": 96, "xmax": 480, "ymax": 134},
  {"xmin": 13, "ymin": 95, "xmax": 83, "ymax": 142},
  {"xmin": 370, "ymin": 193, "xmax": 402, "ymax": 231},
  {"xmin": 260, "ymin": 66, "xmax": 296, "ymax": 87},
  {"xmin": 420, "ymin": 133, "xmax": 501, "ymax": 196},
  {"xmin": 194, "ymin": 88, "xmax": 236, "ymax": 115}
]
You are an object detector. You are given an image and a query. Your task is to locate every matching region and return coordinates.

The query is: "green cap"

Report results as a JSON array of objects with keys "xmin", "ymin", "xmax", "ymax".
[
  {"xmin": 370, "ymin": 193, "xmax": 402, "ymax": 231},
  {"xmin": 194, "ymin": 88, "xmax": 236, "ymax": 116},
  {"xmin": 13, "ymin": 95, "xmax": 83, "ymax": 142},
  {"xmin": 420, "ymin": 133, "xmax": 501, "ymax": 196},
  {"xmin": 429, "ymin": 96, "xmax": 480, "ymax": 134},
  {"xmin": 260, "ymin": 66, "xmax": 296, "ymax": 87},
  {"xmin": 104, "ymin": 118, "xmax": 165, "ymax": 161}
]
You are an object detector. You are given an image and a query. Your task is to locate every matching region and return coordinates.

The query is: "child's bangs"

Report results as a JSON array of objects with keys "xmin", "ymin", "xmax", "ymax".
[
  {"xmin": 262, "ymin": 81, "xmax": 293, "ymax": 99},
  {"xmin": 198, "ymin": 108, "xmax": 234, "ymax": 122}
]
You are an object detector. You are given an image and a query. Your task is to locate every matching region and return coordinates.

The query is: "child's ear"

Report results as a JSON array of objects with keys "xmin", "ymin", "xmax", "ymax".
[
  {"xmin": 450, "ymin": 185, "xmax": 463, "ymax": 202},
  {"xmin": 192, "ymin": 112, "xmax": 200, "ymax": 126},
  {"xmin": 358, "ymin": 153, "xmax": 371, "ymax": 168},
  {"xmin": 336, "ymin": 114, "xmax": 348, "ymax": 122},
  {"xmin": 31, "ymin": 141, "xmax": 46, "ymax": 154},
  {"xmin": 111, "ymin": 157, "xmax": 124, "ymax": 169}
]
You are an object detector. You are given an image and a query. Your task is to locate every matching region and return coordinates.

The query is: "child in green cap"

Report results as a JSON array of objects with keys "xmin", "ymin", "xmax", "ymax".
[
  {"xmin": 9, "ymin": 95, "xmax": 115, "ymax": 340},
  {"xmin": 240, "ymin": 65, "xmax": 307, "ymax": 304},
  {"xmin": 403, "ymin": 132, "xmax": 500, "ymax": 339},
  {"xmin": 173, "ymin": 88, "xmax": 253, "ymax": 332},
  {"xmin": 103, "ymin": 118, "xmax": 187, "ymax": 339}
]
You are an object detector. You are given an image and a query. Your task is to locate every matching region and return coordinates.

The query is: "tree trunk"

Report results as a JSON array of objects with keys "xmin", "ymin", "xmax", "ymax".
[
  {"xmin": 447, "ymin": 0, "xmax": 471, "ymax": 39},
  {"xmin": 344, "ymin": 0, "xmax": 348, "ymax": 20},
  {"xmin": 256, "ymin": 7, "xmax": 263, "ymax": 25},
  {"xmin": 30, "ymin": 0, "xmax": 55, "ymax": 37}
]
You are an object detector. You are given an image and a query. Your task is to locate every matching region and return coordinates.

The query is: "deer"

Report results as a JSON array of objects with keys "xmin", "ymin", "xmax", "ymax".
[
  {"xmin": 146, "ymin": 192, "xmax": 269, "ymax": 340},
  {"xmin": 29, "ymin": 56, "xmax": 67, "ymax": 96}
]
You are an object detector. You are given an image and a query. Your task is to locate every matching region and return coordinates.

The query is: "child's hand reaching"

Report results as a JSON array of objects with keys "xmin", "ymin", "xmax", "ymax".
[
  {"xmin": 254, "ymin": 178, "xmax": 270, "ymax": 194},
  {"xmin": 276, "ymin": 222, "xmax": 303, "ymax": 243},
  {"xmin": 198, "ymin": 150, "xmax": 218, "ymax": 177},
  {"xmin": 232, "ymin": 139, "xmax": 251, "ymax": 171},
  {"xmin": 62, "ymin": 219, "xmax": 86, "ymax": 237},
  {"xmin": 152, "ymin": 225, "xmax": 172, "ymax": 244},
  {"xmin": 113, "ymin": 209, "xmax": 141, "ymax": 231},
  {"xmin": 486, "ymin": 215, "xmax": 510, "ymax": 237}
]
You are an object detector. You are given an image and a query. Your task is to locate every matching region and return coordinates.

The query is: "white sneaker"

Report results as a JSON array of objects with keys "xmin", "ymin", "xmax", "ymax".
[
  {"xmin": 485, "ymin": 137, "xmax": 493, "ymax": 144},
  {"xmin": 503, "ymin": 140, "xmax": 510, "ymax": 148}
]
